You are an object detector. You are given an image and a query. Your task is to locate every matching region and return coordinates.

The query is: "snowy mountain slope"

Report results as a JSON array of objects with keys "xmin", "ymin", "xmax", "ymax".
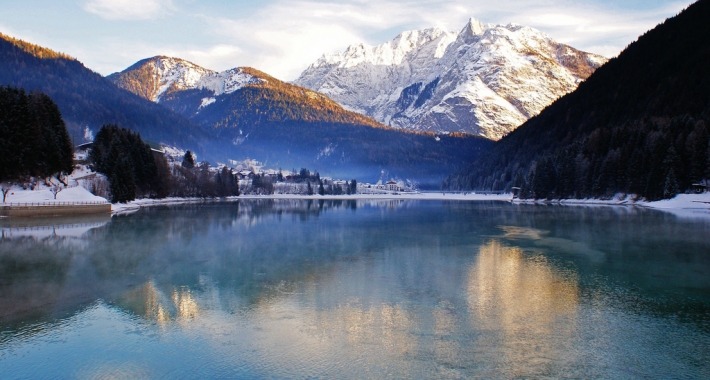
[
  {"xmin": 108, "ymin": 58, "xmax": 384, "ymax": 129},
  {"xmin": 295, "ymin": 18, "xmax": 607, "ymax": 140},
  {"xmin": 107, "ymin": 56, "xmax": 264, "ymax": 102}
]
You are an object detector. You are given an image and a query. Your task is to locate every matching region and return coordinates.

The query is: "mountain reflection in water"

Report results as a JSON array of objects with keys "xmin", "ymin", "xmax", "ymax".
[{"xmin": 0, "ymin": 200, "xmax": 709, "ymax": 378}]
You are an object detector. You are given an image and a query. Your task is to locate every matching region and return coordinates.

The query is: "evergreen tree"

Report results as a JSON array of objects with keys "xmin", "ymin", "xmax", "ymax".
[
  {"xmin": 110, "ymin": 156, "xmax": 136, "ymax": 203},
  {"xmin": 90, "ymin": 124, "xmax": 164, "ymax": 202},
  {"xmin": 154, "ymin": 153, "xmax": 172, "ymax": 198},
  {"xmin": 182, "ymin": 150, "xmax": 195, "ymax": 169},
  {"xmin": 0, "ymin": 86, "xmax": 73, "ymax": 183},
  {"xmin": 663, "ymin": 168, "xmax": 680, "ymax": 199}
]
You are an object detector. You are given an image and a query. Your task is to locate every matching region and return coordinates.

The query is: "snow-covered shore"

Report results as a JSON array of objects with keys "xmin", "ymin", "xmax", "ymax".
[
  {"xmin": 512, "ymin": 193, "xmax": 710, "ymax": 219},
  {"xmin": 111, "ymin": 192, "xmax": 710, "ymax": 218},
  {"xmin": 511, "ymin": 193, "xmax": 710, "ymax": 209},
  {"xmin": 2, "ymin": 186, "xmax": 108, "ymax": 205},
  {"xmin": 108, "ymin": 192, "xmax": 513, "ymax": 215},
  {"xmin": 4, "ymin": 183, "xmax": 708, "ymax": 219}
]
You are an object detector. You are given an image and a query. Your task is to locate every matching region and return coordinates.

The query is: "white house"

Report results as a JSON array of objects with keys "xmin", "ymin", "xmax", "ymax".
[{"xmin": 386, "ymin": 181, "xmax": 401, "ymax": 192}]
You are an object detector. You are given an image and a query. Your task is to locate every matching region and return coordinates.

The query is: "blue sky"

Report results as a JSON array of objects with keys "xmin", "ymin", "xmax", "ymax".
[{"xmin": 0, "ymin": 0, "xmax": 694, "ymax": 80}]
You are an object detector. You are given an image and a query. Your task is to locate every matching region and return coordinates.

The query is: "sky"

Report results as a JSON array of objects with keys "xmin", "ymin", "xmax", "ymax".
[{"xmin": 0, "ymin": 0, "xmax": 695, "ymax": 81}]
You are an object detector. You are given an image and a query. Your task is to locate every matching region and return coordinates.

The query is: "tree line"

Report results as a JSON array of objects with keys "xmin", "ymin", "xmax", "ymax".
[
  {"xmin": 89, "ymin": 128, "xmax": 241, "ymax": 203},
  {"xmin": 508, "ymin": 116, "xmax": 708, "ymax": 200}
]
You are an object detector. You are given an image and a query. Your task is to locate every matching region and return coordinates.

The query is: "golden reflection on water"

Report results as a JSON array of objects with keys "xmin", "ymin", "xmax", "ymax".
[
  {"xmin": 172, "ymin": 287, "xmax": 200, "ymax": 322},
  {"xmin": 467, "ymin": 240, "xmax": 580, "ymax": 371},
  {"xmin": 120, "ymin": 282, "xmax": 200, "ymax": 326},
  {"xmin": 340, "ymin": 303, "xmax": 415, "ymax": 354}
]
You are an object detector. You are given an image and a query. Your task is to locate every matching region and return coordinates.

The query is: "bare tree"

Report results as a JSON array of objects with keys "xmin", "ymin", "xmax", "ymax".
[
  {"xmin": 1, "ymin": 182, "xmax": 12, "ymax": 203},
  {"xmin": 49, "ymin": 181, "xmax": 64, "ymax": 200}
]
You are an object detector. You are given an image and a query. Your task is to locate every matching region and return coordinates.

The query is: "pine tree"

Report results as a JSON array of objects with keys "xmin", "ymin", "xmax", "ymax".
[
  {"xmin": 90, "ymin": 124, "xmax": 165, "ymax": 202},
  {"xmin": 182, "ymin": 150, "xmax": 195, "ymax": 169},
  {"xmin": 663, "ymin": 168, "xmax": 680, "ymax": 199},
  {"xmin": 110, "ymin": 156, "xmax": 136, "ymax": 203},
  {"xmin": 0, "ymin": 87, "xmax": 73, "ymax": 182}
]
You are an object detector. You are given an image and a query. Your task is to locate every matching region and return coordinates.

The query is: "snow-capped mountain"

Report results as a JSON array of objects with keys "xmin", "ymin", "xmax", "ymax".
[
  {"xmin": 107, "ymin": 56, "xmax": 264, "ymax": 102},
  {"xmin": 295, "ymin": 18, "xmax": 607, "ymax": 140}
]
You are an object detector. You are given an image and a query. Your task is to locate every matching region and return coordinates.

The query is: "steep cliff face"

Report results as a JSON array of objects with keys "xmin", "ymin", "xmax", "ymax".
[{"xmin": 295, "ymin": 18, "xmax": 606, "ymax": 140}]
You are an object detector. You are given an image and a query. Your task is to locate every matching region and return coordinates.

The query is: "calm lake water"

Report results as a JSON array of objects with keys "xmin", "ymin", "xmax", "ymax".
[{"xmin": 1, "ymin": 200, "xmax": 709, "ymax": 379}]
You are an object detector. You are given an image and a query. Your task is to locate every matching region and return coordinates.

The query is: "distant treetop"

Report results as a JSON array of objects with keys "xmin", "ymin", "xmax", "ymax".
[{"xmin": 0, "ymin": 33, "xmax": 75, "ymax": 61}]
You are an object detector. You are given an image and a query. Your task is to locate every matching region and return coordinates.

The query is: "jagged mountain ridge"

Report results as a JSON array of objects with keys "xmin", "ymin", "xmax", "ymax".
[
  {"xmin": 295, "ymin": 18, "xmax": 607, "ymax": 140},
  {"xmin": 108, "ymin": 57, "xmax": 383, "ymax": 128},
  {"xmin": 107, "ymin": 56, "xmax": 264, "ymax": 102}
]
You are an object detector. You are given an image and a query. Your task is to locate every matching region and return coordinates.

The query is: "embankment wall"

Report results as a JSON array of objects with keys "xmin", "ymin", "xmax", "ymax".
[{"xmin": 0, "ymin": 204, "xmax": 111, "ymax": 217}]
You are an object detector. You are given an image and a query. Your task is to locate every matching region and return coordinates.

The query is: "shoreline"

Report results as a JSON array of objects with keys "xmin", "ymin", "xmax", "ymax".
[
  {"xmin": 2, "ymin": 191, "xmax": 707, "ymax": 219},
  {"xmin": 110, "ymin": 192, "xmax": 710, "ymax": 218},
  {"xmin": 109, "ymin": 192, "xmax": 513, "ymax": 215}
]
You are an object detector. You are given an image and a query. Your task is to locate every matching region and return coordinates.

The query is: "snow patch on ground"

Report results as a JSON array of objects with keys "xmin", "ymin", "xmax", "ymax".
[
  {"xmin": 645, "ymin": 193, "xmax": 710, "ymax": 209},
  {"xmin": 513, "ymin": 193, "xmax": 710, "ymax": 219},
  {"xmin": 4, "ymin": 186, "xmax": 107, "ymax": 204},
  {"xmin": 199, "ymin": 97, "xmax": 216, "ymax": 109},
  {"xmin": 317, "ymin": 144, "xmax": 336, "ymax": 160}
]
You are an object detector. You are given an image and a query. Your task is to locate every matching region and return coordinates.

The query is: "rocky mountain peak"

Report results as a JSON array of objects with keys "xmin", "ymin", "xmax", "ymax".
[
  {"xmin": 461, "ymin": 17, "xmax": 486, "ymax": 39},
  {"xmin": 108, "ymin": 58, "xmax": 265, "ymax": 102},
  {"xmin": 294, "ymin": 18, "xmax": 607, "ymax": 140}
]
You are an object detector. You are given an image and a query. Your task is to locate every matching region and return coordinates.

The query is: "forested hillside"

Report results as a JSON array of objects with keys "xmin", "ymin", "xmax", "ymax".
[
  {"xmin": 164, "ymin": 67, "xmax": 384, "ymax": 129},
  {"xmin": 0, "ymin": 34, "xmax": 209, "ymax": 151},
  {"xmin": 166, "ymin": 67, "xmax": 492, "ymax": 183},
  {"xmin": 443, "ymin": 0, "xmax": 710, "ymax": 200},
  {"xmin": 111, "ymin": 59, "xmax": 494, "ymax": 184}
]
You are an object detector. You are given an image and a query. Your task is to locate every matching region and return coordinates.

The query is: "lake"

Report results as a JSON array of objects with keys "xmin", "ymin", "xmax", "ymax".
[{"xmin": 1, "ymin": 200, "xmax": 709, "ymax": 379}]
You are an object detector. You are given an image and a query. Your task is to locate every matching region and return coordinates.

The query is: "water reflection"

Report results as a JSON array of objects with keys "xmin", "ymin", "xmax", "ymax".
[
  {"xmin": 468, "ymin": 240, "xmax": 579, "ymax": 321},
  {"xmin": 467, "ymin": 240, "xmax": 580, "ymax": 376},
  {"xmin": 0, "ymin": 200, "xmax": 709, "ymax": 378}
]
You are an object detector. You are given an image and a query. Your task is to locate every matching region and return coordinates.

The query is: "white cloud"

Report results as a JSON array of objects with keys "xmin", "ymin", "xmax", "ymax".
[
  {"xmin": 199, "ymin": 0, "xmax": 488, "ymax": 80},
  {"xmin": 187, "ymin": 0, "xmax": 693, "ymax": 80},
  {"xmin": 56, "ymin": 0, "xmax": 693, "ymax": 80},
  {"xmin": 84, "ymin": 0, "xmax": 174, "ymax": 20}
]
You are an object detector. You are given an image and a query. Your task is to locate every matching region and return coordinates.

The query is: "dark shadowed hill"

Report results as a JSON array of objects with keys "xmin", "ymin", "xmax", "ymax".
[
  {"xmin": 443, "ymin": 0, "xmax": 710, "ymax": 200},
  {"xmin": 0, "ymin": 34, "xmax": 210, "ymax": 151}
]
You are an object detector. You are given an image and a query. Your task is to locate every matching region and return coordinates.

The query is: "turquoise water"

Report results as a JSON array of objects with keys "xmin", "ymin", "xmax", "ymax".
[{"xmin": 1, "ymin": 200, "xmax": 709, "ymax": 379}]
